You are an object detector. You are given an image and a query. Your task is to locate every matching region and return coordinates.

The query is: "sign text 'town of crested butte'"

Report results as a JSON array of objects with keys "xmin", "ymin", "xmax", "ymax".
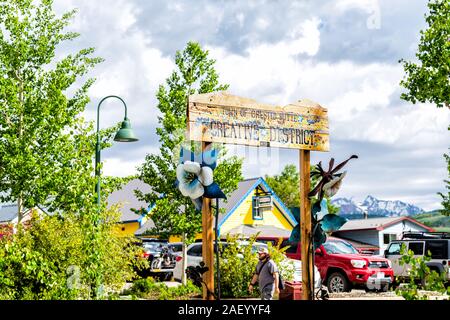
[{"xmin": 187, "ymin": 92, "xmax": 329, "ymax": 152}]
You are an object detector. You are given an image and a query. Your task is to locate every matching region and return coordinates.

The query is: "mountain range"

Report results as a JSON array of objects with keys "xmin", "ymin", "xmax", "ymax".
[{"xmin": 331, "ymin": 195, "xmax": 425, "ymax": 219}]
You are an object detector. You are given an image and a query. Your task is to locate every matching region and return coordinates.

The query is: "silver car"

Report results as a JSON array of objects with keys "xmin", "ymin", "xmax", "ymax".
[{"xmin": 173, "ymin": 241, "xmax": 322, "ymax": 289}]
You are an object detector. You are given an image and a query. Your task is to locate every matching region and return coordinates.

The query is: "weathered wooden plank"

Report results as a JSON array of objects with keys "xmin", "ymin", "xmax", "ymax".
[
  {"xmin": 188, "ymin": 92, "xmax": 329, "ymax": 151},
  {"xmin": 300, "ymin": 149, "xmax": 313, "ymax": 300},
  {"xmin": 201, "ymin": 141, "xmax": 215, "ymax": 300}
]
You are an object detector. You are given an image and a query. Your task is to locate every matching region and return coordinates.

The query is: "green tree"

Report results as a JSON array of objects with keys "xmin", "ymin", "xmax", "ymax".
[
  {"xmin": 265, "ymin": 164, "xmax": 339, "ymax": 214},
  {"xmin": 437, "ymin": 152, "xmax": 450, "ymax": 215},
  {"xmin": 0, "ymin": 207, "xmax": 144, "ymax": 300},
  {"xmin": 400, "ymin": 0, "xmax": 450, "ymax": 109},
  {"xmin": 394, "ymin": 244, "xmax": 449, "ymax": 300},
  {"xmin": 137, "ymin": 42, "xmax": 243, "ymax": 283},
  {"xmin": 0, "ymin": 0, "xmax": 138, "ymax": 299},
  {"xmin": 0, "ymin": 0, "xmax": 108, "ymax": 220},
  {"xmin": 399, "ymin": 0, "xmax": 450, "ymax": 215}
]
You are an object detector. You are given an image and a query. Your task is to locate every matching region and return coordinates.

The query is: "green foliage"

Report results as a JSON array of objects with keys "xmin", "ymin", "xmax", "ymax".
[
  {"xmin": 400, "ymin": 0, "xmax": 450, "ymax": 108},
  {"xmin": 217, "ymin": 235, "xmax": 294, "ymax": 298},
  {"xmin": 437, "ymin": 152, "xmax": 450, "ymax": 216},
  {"xmin": 0, "ymin": 207, "xmax": 144, "ymax": 300},
  {"xmin": 415, "ymin": 211, "xmax": 450, "ymax": 227},
  {"xmin": 265, "ymin": 164, "xmax": 339, "ymax": 214},
  {"xmin": 123, "ymin": 277, "xmax": 200, "ymax": 300},
  {"xmin": 266, "ymin": 239, "xmax": 295, "ymax": 282},
  {"xmin": 399, "ymin": 1, "xmax": 450, "ymax": 215},
  {"xmin": 265, "ymin": 165, "xmax": 300, "ymax": 208},
  {"xmin": 0, "ymin": 0, "xmax": 115, "ymax": 219},
  {"xmin": 394, "ymin": 244, "xmax": 449, "ymax": 300},
  {"xmin": 137, "ymin": 42, "xmax": 243, "ymax": 244},
  {"xmin": 218, "ymin": 235, "xmax": 260, "ymax": 298}
]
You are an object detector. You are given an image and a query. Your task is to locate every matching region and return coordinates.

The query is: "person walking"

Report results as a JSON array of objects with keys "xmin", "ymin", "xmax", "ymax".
[{"xmin": 248, "ymin": 247, "xmax": 280, "ymax": 300}]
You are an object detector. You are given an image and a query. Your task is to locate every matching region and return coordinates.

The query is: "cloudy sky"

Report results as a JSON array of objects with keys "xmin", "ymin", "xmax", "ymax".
[{"xmin": 53, "ymin": 0, "xmax": 449, "ymax": 211}]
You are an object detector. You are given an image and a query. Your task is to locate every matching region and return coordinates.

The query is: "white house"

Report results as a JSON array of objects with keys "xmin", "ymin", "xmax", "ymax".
[{"xmin": 331, "ymin": 216, "xmax": 434, "ymax": 255}]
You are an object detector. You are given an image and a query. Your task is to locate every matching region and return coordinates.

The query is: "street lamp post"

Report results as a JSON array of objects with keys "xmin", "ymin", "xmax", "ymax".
[
  {"xmin": 95, "ymin": 95, "xmax": 138, "ymax": 208},
  {"xmin": 92, "ymin": 95, "xmax": 138, "ymax": 299}
]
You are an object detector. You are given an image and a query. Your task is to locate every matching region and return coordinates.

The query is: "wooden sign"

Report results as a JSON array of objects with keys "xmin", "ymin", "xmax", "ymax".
[{"xmin": 187, "ymin": 92, "xmax": 329, "ymax": 152}]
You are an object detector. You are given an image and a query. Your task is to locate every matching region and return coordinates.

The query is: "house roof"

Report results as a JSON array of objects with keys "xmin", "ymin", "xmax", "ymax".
[
  {"xmin": 0, "ymin": 204, "xmax": 18, "ymax": 223},
  {"xmin": 217, "ymin": 178, "xmax": 260, "ymax": 223},
  {"xmin": 134, "ymin": 218, "xmax": 156, "ymax": 236},
  {"xmin": 335, "ymin": 216, "xmax": 434, "ymax": 232},
  {"xmin": 111, "ymin": 176, "xmax": 295, "ymax": 236},
  {"xmin": 106, "ymin": 179, "xmax": 152, "ymax": 223},
  {"xmin": 220, "ymin": 224, "xmax": 291, "ymax": 239}
]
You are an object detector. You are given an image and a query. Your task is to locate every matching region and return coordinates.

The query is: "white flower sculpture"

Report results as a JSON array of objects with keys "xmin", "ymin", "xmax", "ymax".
[{"xmin": 175, "ymin": 148, "xmax": 226, "ymax": 210}]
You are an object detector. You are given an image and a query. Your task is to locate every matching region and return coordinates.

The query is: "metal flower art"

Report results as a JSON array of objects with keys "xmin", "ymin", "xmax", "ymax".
[
  {"xmin": 175, "ymin": 147, "xmax": 226, "ymax": 210},
  {"xmin": 309, "ymin": 155, "xmax": 358, "ymax": 203},
  {"xmin": 289, "ymin": 155, "xmax": 358, "ymax": 248}
]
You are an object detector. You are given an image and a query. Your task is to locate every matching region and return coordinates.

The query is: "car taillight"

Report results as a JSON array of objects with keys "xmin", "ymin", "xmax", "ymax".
[
  {"xmin": 176, "ymin": 256, "xmax": 182, "ymax": 262},
  {"xmin": 143, "ymin": 252, "xmax": 150, "ymax": 258}
]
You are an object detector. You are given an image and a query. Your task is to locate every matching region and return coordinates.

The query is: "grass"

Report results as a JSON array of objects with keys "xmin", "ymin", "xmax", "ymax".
[{"xmin": 415, "ymin": 212, "xmax": 450, "ymax": 229}]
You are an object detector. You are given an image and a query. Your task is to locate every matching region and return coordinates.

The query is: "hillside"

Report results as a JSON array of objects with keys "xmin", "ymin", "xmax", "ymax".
[{"xmin": 414, "ymin": 211, "xmax": 450, "ymax": 232}]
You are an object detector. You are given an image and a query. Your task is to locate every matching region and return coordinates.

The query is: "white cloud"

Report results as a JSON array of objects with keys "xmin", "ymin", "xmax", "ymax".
[{"xmin": 49, "ymin": 0, "xmax": 447, "ymax": 212}]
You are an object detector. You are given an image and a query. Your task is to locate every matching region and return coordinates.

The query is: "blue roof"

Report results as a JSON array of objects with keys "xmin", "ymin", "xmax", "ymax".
[
  {"xmin": 217, "ymin": 177, "xmax": 296, "ymax": 233},
  {"xmin": 0, "ymin": 204, "xmax": 18, "ymax": 223}
]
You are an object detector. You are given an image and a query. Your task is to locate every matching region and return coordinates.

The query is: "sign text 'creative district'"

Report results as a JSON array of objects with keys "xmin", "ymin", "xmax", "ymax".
[{"xmin": 187, "ymin": 92, "xmax": 329, "ymax": 151}]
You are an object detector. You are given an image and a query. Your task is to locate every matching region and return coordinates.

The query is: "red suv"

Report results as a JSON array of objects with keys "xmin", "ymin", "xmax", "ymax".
[{"xmin": 258, "ymin": 236, "xmax": 394, "ymax": 293}]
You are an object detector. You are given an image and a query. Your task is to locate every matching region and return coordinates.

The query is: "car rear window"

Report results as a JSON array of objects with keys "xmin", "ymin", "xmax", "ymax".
[
  {"xmin": 143, "ymin": 242, "xmax": 165, "ymax": 251},
  {"xmin": 169, "ymin": 244, "xmax": 182, "ymax": 252},
  {"xmin": 425, "ymin": 241, "xmax": 448, "ymax": 259},
  {"xmin": 187, "ymin": 245, "xmax": 202, "ymax": 257},
  {"xmin": 281, "ymin": 240, "xmax": 298, "ymax": 254}
]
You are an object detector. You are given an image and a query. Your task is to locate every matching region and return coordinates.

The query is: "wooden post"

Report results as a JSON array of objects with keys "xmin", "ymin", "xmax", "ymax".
[
  {"xmin": 300, "ymin": 150, "xmax": 313, "ymax": 300},
  {"xmin": 202, "ymin": 141, "xmax": 215, "ymax": 300}
]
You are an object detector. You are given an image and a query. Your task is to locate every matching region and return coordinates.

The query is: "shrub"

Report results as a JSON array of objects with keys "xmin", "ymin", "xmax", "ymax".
[
  {"xmin": 0, "ymin": 207, "xmax": 144, "ymax": 300},
  {"xmin": 395, "ymin": 244, "xmax": 449, "ymax": 300},
  {"xmin": 217, "ymin": 234, "xmax": 295, "ymax": 298},
  {"xmin": 123, "ymin": 277, "xmax": 200, "ymax": 300}
]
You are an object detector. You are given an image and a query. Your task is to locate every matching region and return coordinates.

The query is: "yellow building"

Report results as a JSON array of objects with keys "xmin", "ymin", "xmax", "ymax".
[
  {"xmin": 216, "ymin": 177, "xmax": 296, "ymax": 239},
  {"xmin": 125, "ymin": 177, "xmax": 296, "ymax": 241},
  {"xmin": 107, "ymin": 179, "xmax": 154, "ymax": 237}
]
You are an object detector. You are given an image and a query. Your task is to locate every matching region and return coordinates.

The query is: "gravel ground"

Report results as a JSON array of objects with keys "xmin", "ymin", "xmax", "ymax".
[
  {"xmin": 329, "ymin": 289, "xmax": 449, "ymax": 300},
  {"xmin": 329, "ymin": 289, "xmax": 404, "ymax": 300}
]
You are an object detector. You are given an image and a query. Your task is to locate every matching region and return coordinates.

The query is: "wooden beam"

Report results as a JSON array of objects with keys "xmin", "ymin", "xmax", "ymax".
[
  {"xmin": 300, "ymin": 149, "xmax": 313, "ymax": 300},
  {"xmin": 202, "ymin": 141, "xmax": 215, "ymax": 300}
]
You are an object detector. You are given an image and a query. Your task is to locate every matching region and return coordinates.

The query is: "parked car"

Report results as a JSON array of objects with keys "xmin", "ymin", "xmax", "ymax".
[
  {"xmin": 167, "ymin": 242, "xmax": 183, "ymax": 254},
  {"xmin": 258, "ymin": 236, "xmax": 394, "ymax": 293},
  {"xmin": 383, "ymin": 231, "xmax": 450, "ymax": 284},
  {"xmin": 173, "ymin": 241, "xmax": 322, "ymax": 290},
  {"xmin": 136, "ymin": 238, "xmax": 178, "ymax": 280}
]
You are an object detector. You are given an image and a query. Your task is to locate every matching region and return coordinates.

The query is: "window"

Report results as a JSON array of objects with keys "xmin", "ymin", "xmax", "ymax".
[
  {"xmin": 323, "ymin": 240, "xmax": 359, "ymax": 254},
  {"xmin": 168, "ymin": 244, "xmax": 182, "ymax": 252},
  {"xmin": 425, "ymin": 241, "xmax": 448, "ymax": 259},
  {"xmin": 408, "ymin": 242, "xmax": 424, "ymax": 255},
  {"xmin": 281, "ymin": 240, "xmax": 298, "ymax": 254},
  {"xmin": 187, "ymin": 244, "xmax": 202, "ymax": 257},
  {"xmin": 383, "ymin": 233, "xmax": 397, "ymax": 244},
  {"xmin": 252, "ymin": 195, "xmax": 272, "ymax": 220},
  {"xmin": 387, "ymin": 242, "xmax": 401, "ymax": 255}
]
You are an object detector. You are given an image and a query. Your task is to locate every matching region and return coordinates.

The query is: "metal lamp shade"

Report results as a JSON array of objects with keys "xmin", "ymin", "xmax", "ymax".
[{"xmin": 114, "ymin": 118, "xmax": 139, "ymax": 142}]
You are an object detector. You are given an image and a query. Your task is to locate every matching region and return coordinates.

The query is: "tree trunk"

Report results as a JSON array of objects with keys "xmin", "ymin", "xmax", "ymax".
[
  {"xmin": 17, "ymin": 195, "xmax": 23, "ymax": 225},
  {"xmin": 17, "ymin": 76, "xmax": 24, "ymax": 224},
  {"xmin": 181, "ymin": 233, "xmax": 187, "ymax": 286}
]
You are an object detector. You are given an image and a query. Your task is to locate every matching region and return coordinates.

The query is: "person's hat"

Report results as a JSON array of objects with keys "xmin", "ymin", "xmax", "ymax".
[{"xmin": 257, "ymin": 247, "xmax": 269, "ymax": 254}]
